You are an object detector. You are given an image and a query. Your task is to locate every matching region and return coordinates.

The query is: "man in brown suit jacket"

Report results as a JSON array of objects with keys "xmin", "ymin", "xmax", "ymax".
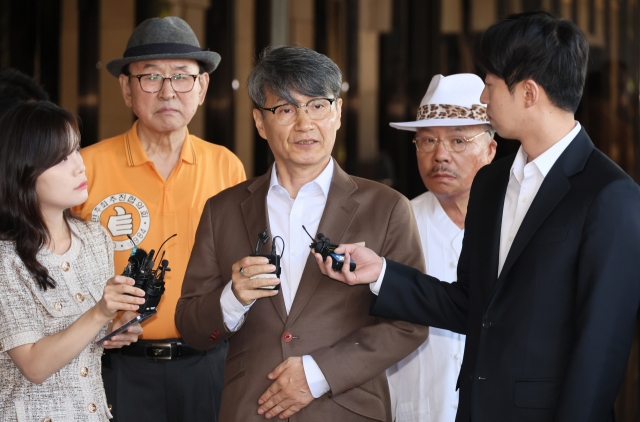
[{"xmin": 176, "ymin": 46, "xmax": 428, "ymax": 422}]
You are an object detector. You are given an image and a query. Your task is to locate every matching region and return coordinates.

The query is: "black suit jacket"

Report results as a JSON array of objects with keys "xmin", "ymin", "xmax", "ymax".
[{"xmin": 371, "ymin": 129, "xmax": 640, "ymax": 422}]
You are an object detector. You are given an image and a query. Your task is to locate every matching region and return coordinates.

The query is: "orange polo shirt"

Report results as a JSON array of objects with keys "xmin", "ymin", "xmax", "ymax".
[{"xmin": 73, "ymin": 121, "xmax": 246, "ymax": 339}]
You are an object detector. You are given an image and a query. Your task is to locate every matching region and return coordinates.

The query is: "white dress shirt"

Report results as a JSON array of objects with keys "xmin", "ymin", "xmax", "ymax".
[
  {"xmin": 220, "ymin": 159, "xmax": 335, "ymax": 398},
  {"xmin": 387, "ymin": 191, "xmax": 465, "ymax": 422},
  {"xmin": 497, "ymin": 122, "xmax": 581, "ymax": 275}
]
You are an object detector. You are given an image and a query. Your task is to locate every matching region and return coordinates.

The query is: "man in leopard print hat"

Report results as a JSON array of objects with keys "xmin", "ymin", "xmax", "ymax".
[{"xmin": 386, "ymin": 74, "xmax": 496, "ymax": 422}]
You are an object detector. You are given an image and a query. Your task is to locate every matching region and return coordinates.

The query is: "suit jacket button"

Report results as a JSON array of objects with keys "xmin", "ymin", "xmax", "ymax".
[
  {"xmin": 282, "ymin": 332, "xmax": 293, "ymax": 342},
  {"xmin": 482, "ymin": 319, "xmax": 492, "ymax": 329}
]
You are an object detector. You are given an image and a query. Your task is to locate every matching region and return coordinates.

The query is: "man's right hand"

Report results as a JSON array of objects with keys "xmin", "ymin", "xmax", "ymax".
[
  {"xmin": 314, "ymin": 244, "xmax": 384, "ymax": 285},
  {"xmin": 232, "ymin": 256, "xmax": 280, "ymax": 306}
]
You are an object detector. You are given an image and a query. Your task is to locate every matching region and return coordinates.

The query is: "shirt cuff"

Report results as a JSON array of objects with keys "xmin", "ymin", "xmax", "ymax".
[
  {"xmin": 220, "ymin": 280, "xmax": 254, "ymax": 332},
  {"xmin": 369, "ymin": 258, "xmax": 387, "ymax": 296},
  {"xmin": 302, "ymin": 355, "xmax": 331, "ymax": 398}
]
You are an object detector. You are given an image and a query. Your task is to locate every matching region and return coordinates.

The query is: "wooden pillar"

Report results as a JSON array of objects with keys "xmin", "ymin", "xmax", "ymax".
[
  {"xmin": 98, "ymin": 0, "xmax": 134, "ymax": 142},
  {"xmin": 290, "ymin": 0, "xmax": 314, "ymax": 48},
  {"xmin": 356, "ymin": 0, "xmax": 391, "ymax": 164},
  {"xmin": 60, "ymin": 0, "xmax": 78, "ymax": 114},
  {"xmin": 234, "ymin": 0, "xmax": 255, "ymax": 176}
]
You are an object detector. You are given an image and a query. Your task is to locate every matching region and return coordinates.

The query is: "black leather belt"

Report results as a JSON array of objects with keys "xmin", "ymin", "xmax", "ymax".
[{"xmin": 105, "ymin": 339, "xmax": 206, "ymax": 361}]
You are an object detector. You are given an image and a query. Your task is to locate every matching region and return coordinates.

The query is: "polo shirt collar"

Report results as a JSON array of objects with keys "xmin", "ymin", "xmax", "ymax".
[{"xmin": 124, "ymin": 120, "xmax": 196, "ymax": 166}]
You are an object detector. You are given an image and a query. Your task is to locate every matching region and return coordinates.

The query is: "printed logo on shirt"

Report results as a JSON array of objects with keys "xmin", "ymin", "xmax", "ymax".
[{"xmin": 91, "ymin": 193, "xmax": 151, "ymax": 251}]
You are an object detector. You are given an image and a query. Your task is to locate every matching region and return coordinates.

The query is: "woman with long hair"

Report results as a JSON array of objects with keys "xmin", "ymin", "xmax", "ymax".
[{"xmin": 0, "ymin": 101, "xmax": 145, "ymax": 421}]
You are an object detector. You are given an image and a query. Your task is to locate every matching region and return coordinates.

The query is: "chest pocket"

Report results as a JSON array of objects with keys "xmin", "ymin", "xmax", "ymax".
[{"xmin": 30, "ymin": 282, "xmax": 84, "ymax": 319}]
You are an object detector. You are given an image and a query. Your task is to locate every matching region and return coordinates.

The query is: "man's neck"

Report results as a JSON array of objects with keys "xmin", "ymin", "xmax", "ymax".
[
  {"xmin": 136, "ymin": 123, "xmax": 186, "ymax": 180},
  {"xmin": 275, "ymin": 159, "xmax": 331, "ymax": 199},
  {"xmin": 519, "ymin": 111, "xmax": 576, "ymax": 162},
  {"xmin": 434, "ymin": 192, "xmax": 468, "ymax": 230}
]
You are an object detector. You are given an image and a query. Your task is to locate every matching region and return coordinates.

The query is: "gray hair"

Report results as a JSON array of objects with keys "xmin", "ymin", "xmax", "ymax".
[{"xmin": 247, "ymin": 46, "xmax": 342, "ymax": 108}]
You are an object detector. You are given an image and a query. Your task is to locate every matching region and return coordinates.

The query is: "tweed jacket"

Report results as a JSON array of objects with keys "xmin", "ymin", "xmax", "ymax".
[
  {"xmin": 0, "ymin": 220, "xmax": 113, "ymax": 422},
  {"xmin": 176, "ymin": 162, "xmax": 429, "ymax": 422}
]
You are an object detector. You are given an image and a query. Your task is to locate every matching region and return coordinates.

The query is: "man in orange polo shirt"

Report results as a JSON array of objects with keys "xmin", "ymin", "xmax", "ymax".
[{"xmin": 73, "ymin": 17, "xmax": 245, "ymax": 422}]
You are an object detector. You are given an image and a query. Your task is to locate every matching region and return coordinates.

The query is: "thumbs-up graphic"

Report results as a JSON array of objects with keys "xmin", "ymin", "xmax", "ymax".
[{"xmin": 107, "ymin": 206, "xmax": 133, "ymax": 237}]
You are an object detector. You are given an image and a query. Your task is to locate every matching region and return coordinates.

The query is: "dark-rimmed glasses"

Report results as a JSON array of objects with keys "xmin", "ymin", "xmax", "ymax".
[
  {"xmin": 129, "ymin": 73, "xmax": 200, "ymax": 93},
  {"xmin": 413, "ymin": 130, "xmax": 490, "ymax": 153},
  {"xmin": 259, "ymin": 98, "xmax": 337, "ymax": 125}
]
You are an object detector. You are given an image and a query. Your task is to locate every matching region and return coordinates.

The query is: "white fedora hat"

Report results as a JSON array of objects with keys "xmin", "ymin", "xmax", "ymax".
[{"xmin": 390, "ymin": 73, "xmax": 490, "ymax": 131}]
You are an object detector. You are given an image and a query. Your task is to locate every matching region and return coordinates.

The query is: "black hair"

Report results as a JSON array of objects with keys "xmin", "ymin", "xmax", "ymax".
[
  {"xmin": 475, "ymin": 11, "xmax": 589, "ymax": 113},
  {"xmin": 0, "ymin": 67, "xmax": 50, "ymax": 116},
  {"xmin": 0, "ymin": 101, "xmax": 82, "ymax": 290},
  {"xmin": 247, "ymin": 46, "xmax": 342, "ymax": 108}
]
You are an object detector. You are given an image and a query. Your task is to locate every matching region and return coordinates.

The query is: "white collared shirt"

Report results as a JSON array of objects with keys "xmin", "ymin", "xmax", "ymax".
[
  {"xmin": 497, "ymin": 122, "xmax": 581, "ymax": 275},
  {"xmin": 387, "ymin": 191, "xmax": 465, "ymax": 422},
  {"xmin": 219, "ymin": 158, "xmax": 335, "ymax": 398}
]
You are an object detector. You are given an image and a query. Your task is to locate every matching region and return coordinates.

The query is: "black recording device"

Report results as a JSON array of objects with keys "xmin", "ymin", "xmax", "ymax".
[
  {"xmin": 96, "ymin": 234, "xmax": 175, "ymax": 346},
  {"xmin": 303, "ymin": 226, "xmax": 356, "ymax": 272},
  {"xmin": 251, "ymin": 229, "xmax": 283, "ymax": 291}
]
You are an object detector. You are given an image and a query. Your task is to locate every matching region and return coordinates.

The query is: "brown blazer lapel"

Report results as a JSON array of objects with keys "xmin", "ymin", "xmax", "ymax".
[
  {"xmin": 287, "ymin": 163, "xmax": 359, "ymax": 325},
  {"xmin": 241, "ymin": 168, "xmax": 287, "ymax": 323}
]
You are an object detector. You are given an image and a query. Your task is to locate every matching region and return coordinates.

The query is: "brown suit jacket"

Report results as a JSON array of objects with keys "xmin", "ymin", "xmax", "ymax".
[{"xmin": 176, "ymin": 162, "xmax": 428, "ymax": 422}]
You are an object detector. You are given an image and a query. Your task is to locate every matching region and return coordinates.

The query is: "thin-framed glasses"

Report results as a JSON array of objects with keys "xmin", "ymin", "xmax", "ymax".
[
  {"xmin": 413, "ymin": 130, "xmax": 490, "ymax": 153},
  {"xmin": 259, "ymin": 98, "xmax": 337, "ymax": 125},
  {"xmin": 129, "ymin": 73, "xmax": 200, "ymax": 93}
]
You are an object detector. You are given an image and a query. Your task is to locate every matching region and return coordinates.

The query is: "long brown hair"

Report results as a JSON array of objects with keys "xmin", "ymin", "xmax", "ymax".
[{"xmin": 0, "ymin": 101, "xmax": 83, "ymax": 290}]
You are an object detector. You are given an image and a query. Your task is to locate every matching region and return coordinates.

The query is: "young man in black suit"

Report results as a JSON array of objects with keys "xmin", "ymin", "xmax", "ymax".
[{"xmin": 316, "ymin": 11, "xmax": 640, "ymax": 422}]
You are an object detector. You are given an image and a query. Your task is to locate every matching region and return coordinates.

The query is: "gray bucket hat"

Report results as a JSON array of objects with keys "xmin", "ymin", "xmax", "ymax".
[{"xmin": 106, "ymin": 16, "xmax": 221, "ymax": 77}]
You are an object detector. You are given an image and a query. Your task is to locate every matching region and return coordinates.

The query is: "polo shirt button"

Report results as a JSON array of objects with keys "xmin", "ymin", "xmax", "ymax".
[
  {"xmin": 54, "ymin": 302, "xmax": 63, "ymax": 311},
  {"xmin": 482, "ymin": 319, "xmax": 491, "ymax": 329},
  {"xmin": 75, "ymin": 293, "xmax": 85, "ymax": 303},
  {"xmin": 80, "ymin": 366, "xmax": 89, "ymax": 377},
  {"xmin": 88, "ymin": 402, "xmax": 97, "ymax": 413},
  {"xmin": 61, "ymin": 261, "xmax": 70, "ymax": 271},
  {"xmin": 108, "ymin": 404, "xmax": 113, "ymax": 411},
  {"xmin": 282, "ymin": 332, "xmax": 293, "ymax": 342}
]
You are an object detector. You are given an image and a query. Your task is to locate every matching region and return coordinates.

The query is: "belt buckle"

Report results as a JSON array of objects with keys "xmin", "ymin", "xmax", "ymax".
[{"xmin": 145, "ymin": 342, "xmax": 174, "ymax": 360}]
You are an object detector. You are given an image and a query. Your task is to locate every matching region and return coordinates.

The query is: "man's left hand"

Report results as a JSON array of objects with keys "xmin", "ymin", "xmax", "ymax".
[{"xmin": 258, "ymin": 357, "xmax": 314, "ymax": 419}]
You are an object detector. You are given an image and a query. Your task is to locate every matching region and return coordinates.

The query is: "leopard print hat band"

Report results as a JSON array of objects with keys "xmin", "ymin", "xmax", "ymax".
[{"xmin": 416, "ymin": 103, "xmax": 488, "ymax": 123}]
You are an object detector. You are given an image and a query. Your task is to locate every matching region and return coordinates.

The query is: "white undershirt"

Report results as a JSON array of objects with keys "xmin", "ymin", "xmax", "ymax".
[
  {"xmin": 220, "ymin": 158, "xmax": 334, "ymax": 398},
  {"xmin": 371, "ymin": 122, "xmax": 581, "ymax": 293}
]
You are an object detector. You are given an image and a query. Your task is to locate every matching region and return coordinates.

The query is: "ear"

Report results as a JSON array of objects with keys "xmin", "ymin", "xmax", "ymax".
[
  {"xmin": 522, "ymin": 79, "xmax": 540, "ymax": 109},
  {"xmin": 334, "ymin": 98, "xmax": 343, "ymax": 131},
  {"xmin": 119, "ymin": 74, "xmax": 133, "ymax": 108},
  {"xmin": 485, "ymin": 138, "xmax": 498, "ymax": 164},
  {"xmin": 197, "ymin": 72, "xmax": 210, "ymax": 105},
  {"xmin": 253, "ymin": 108, "xmax": 268, "ymax": 140}
]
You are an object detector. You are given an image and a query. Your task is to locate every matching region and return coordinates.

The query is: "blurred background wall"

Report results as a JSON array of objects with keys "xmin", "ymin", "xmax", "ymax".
[{"xmin": 1, "ymin": 0, "xmax": 638, "ymax": 419}]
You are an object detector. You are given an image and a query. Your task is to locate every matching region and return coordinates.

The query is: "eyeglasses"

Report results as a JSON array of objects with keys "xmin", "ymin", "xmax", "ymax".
[
  {"xmin": 259, "ymin": 98, "xmax": 337, "ymax": 125},
  {"xmin": 129, "ymin": 73, "xmax": 200, "ymax": 93},
  {"xmin": 413, "ymin": 130, "xmax": 490, "ymax": 153}
]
